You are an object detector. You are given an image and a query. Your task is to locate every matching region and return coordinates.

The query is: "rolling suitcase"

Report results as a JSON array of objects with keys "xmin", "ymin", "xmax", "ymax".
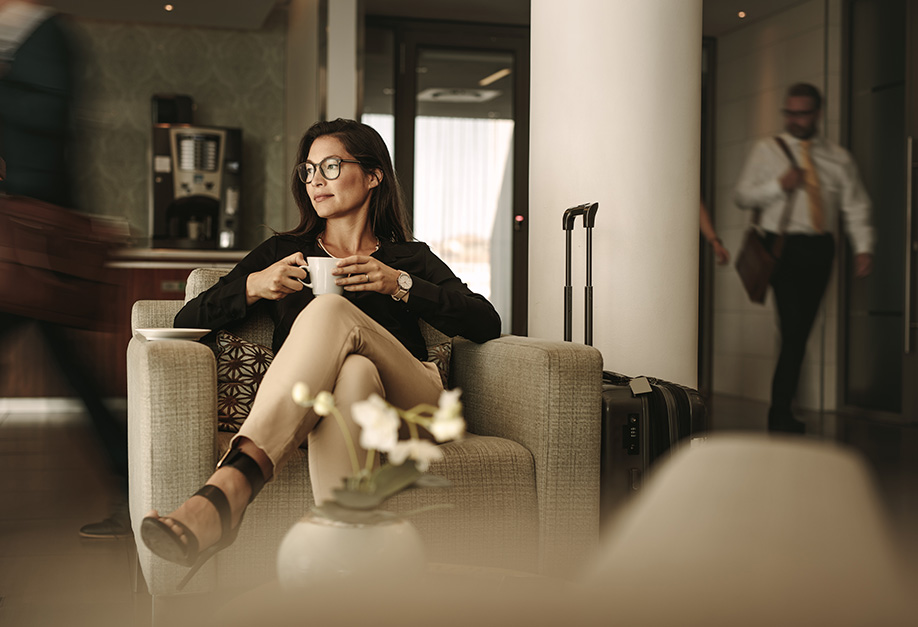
[{"xmin": 562, "ymin": 202, "xmax": 707, "ymax": 522}]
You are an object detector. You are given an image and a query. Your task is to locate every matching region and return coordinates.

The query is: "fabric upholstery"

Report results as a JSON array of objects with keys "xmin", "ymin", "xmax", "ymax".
[{"xmin": 128, "ymin": 267, "xmax": 602, "ymax": 598}]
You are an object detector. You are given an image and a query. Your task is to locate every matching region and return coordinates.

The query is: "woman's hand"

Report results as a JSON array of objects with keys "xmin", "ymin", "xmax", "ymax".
[
  {"xmin": 333, "ymin": 255, "xmax": 400, "ymax": 296},
  {"xmin": 245, "ymin": 252, "xmax": 307, "ymax": 305}
]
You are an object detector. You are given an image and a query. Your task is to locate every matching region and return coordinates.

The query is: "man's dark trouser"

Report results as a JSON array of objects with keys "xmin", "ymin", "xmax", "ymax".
[{"xmin": 765, "ymin": 232, "xmax": 835, "ymax": 426}]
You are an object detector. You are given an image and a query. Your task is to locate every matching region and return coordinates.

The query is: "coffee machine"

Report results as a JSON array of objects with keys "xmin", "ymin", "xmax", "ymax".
[{"xmin": 150, "ymin": 124, "xmax": 242, "ymax": 249}]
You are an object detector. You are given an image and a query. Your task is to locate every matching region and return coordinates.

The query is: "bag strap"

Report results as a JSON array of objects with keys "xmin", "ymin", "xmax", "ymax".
[
  {"xmin": 772, "ymin": 136, "xmax": 798, "ymax": 236},
  {"xmin": 750, "ymin": 136, "xmax": 799, "ymax": 258},
  {"xmin": 774, "ymin": 135, "xmax": 798, "ymax": 167}
]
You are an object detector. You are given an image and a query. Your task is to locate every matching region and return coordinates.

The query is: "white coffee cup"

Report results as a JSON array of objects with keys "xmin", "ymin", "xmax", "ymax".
[{"xmin": 298, "ymin": 257, "xmax": 343, "ymax": 295}]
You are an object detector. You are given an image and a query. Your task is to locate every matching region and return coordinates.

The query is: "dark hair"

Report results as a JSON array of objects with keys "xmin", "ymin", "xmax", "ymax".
[
  {"xmin": 283, "ymin": 119, "xmax": 412, "ymax": 243},
  {"xmin": 786, "ymin": 83, "xmax": 822, "ymax": 111}
]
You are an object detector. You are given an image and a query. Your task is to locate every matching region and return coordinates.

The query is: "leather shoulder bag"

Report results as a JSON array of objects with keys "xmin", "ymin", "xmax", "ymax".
[{"xmin": 734, "ymin": 136, "xmax": 797, "ymax": 304}]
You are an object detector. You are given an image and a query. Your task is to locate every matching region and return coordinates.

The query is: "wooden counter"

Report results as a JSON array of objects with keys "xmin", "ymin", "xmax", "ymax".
[{"xmin": 0, "ymin": 248, "xmax": 248, "ymax": 400}]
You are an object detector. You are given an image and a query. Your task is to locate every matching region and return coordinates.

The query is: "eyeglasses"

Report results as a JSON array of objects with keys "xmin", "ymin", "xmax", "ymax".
[
  {"xmin": 782, "ymin": 108, "xmax": 817, "ymax": 118},
  {"xmin": 295, "ymin": 157, "xmax": 362, "ymax": 184}
]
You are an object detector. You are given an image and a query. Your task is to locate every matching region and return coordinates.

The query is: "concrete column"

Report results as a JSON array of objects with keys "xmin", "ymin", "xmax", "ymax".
[
  {"xmin": 285, "ymin": 0, "xmax": 322, "ymax": 229},
  {"xmin": 284, "ymin": 0, "xmax": 360, "ymax": 229},
  {"xmin": 326, "ymin": 0, "xmax": 360, "ymax": 120},
  {"xmin": 529, "ymin": 0, "xmax": 702, "ymax": 386}
]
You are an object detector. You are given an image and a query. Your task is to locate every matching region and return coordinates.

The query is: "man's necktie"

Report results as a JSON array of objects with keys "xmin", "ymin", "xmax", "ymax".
[{"xmin": 800, "ymin": 140, "xmax": 824, "ymax": 232}]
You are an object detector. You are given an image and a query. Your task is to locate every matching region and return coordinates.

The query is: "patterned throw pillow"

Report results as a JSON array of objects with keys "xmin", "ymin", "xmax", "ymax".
[
  {"xmin": 427, "ymin": 341, "xmax": 452, "ymax": 388},
  {"xmin": 216, "ymin": 330, "xmax": 274, "ymax": 433}
]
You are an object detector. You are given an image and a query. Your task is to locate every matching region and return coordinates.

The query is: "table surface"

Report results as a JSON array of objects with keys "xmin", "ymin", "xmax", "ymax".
[{"xmin": 210, "ymin": 561, "xmax": 575, "ymax": 626}]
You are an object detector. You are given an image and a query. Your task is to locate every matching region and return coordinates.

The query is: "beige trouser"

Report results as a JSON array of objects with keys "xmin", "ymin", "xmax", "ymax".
[{"xmin": 228, "ymin": 294, "xmax": 444, "ymax": 504}]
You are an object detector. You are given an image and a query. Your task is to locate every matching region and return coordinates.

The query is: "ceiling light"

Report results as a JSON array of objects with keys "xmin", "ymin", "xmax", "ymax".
[
  {"xmin": 417, "ymin": 88, "xmax": 500, "ymax": 104},
  {"xmin": 164, "ymin": 4, "xmax": 174, "ymax": 11},
  {"xmin": 479, "ymin": 68, "xmax": 511, "ymax": 87},
  {"xmin": 738, "ymin": 11, "xmax": 746, "ymax": 18}
]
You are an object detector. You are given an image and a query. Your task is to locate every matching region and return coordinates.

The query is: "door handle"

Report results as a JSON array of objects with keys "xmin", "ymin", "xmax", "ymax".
[{"xmin": 906, "ymin": 136, "xmax": 914, "ymax": 354}]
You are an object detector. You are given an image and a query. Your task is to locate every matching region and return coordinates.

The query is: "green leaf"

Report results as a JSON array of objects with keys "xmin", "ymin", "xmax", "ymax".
[
  {"xmin": 373, "ymin": 460, "xmax": 425, "ymax": 499},
  {"xmin": 413, "ymin": 473, "xmax": 452, "ymax": 489},
  {"xmin": 331, "ymin": 461, "xmax": 424, "ymax": 510}
]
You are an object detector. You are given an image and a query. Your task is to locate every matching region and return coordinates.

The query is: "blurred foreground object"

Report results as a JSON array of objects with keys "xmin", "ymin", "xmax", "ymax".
[
  {"xmin": 185, "ymin": 435, "xmax": 915, "ymax": 627},
  {"xmin": 0, "ymin": 194, "xmax": 129, "ymax": 330},
  {"xmin": 584, "ymin": 434, "xmax": 913, "ymax": 626}
]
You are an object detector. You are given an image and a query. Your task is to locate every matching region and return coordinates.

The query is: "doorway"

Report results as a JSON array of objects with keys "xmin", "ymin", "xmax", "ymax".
[{"xmin": 362, "ymin": 19, "xmax": 530, "ymax": 335}]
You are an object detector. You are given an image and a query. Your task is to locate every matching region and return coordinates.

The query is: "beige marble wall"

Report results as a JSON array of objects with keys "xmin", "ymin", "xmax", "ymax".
[{"xmin": 66, "ymin": 9, "xmax": 290, "ymax": 249}]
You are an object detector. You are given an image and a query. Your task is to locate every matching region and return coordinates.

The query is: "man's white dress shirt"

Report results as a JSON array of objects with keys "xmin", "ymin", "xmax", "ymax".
[{"xmin": 734, "ymin": 132, "xmax": 875, "ymax": 255}]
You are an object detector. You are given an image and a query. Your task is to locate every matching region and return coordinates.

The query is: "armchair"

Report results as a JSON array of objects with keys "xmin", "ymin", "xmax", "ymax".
[{"xmin": 128, "ymin": 268, "xmax": 603, "ymax": 601}]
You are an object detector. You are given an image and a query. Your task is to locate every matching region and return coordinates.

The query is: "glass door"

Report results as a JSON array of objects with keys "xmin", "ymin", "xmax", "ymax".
[
  {"xmin": 411, "ymin": 47, "xmax": 516, "ymax": 333},
  {"xmin": 843, "ymin": 0, "xmax": 918, "ymax": 423},
  {"xmin": 362, "ymin": 20, "xmax": 529, "ymax": 335}
]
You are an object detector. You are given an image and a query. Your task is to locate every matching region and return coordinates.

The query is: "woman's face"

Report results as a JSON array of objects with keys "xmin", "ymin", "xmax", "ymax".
[{"xmin": 305, "ymin": 135, "xmax": 379, "ymax": 222}]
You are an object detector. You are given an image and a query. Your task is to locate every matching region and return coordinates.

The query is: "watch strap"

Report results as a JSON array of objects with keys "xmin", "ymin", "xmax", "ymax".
[{"xmin": 392, "ymin": 270, "xmax": 411, "ymax": 301}]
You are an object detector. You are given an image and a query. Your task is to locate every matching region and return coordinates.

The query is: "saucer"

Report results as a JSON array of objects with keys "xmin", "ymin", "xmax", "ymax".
[{"xmin": 136, "ymin": 328, "xmax": 210, "ymax": 341}]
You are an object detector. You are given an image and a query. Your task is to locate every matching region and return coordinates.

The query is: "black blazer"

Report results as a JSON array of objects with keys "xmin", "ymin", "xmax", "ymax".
[{"xmin": 174, "ymin": 234, "xmax": 502, "ymax": 360}]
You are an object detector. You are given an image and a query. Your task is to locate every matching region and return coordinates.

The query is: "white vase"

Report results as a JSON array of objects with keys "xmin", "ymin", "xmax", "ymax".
[{"xmin": 276, "ymin": 508, "xmax": 426, "ymax": 590}]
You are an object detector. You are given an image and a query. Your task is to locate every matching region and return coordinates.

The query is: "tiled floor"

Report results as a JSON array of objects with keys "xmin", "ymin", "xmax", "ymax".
[
  {"xmin": 708, "ymin": 394, "xmax": 918, "ymax": 571},
  {"xmin": 1, "ymin": 397, "xmax": 916, "ymax": 626},
  {"xmin": 0, "ymin": 411, "xmax": 151, "ymax": 627}
]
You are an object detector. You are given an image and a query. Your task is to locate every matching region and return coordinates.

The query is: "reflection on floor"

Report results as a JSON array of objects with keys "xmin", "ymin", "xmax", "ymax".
[
  {"xmin": 1, "ymin": 396, "xmax": 916, "ymax": 626},
  {"xmin": 709, "ymin": 393, "xmax": 918, "ymax": 573},
  {"xmin": 0, "ymin": 411, "xmax": 149, "ymax": 626}
]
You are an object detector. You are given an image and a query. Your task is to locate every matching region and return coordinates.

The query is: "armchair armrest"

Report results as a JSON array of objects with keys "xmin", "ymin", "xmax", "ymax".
[
  {"xmin": 450, "ymin": 335, "xmax": 603, "ymax": 576},
  {"xmin": 131, "ymin": 299, "xmax": 183, "ymax": 333},
  {"xmin": 127, "ymin": 333, "xmax": 218, "ymax": 592}
]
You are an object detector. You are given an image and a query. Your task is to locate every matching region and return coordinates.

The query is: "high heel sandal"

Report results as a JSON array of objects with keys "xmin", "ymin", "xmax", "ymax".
[{"xmin": 140, "ymin": 448, "xmax": 266, "ymax": 590}]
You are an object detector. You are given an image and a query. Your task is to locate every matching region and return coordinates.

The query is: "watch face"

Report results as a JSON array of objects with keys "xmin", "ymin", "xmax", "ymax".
[{"xmin": 398, "ymin": 272, "xmax": 412, "ymax": 290}]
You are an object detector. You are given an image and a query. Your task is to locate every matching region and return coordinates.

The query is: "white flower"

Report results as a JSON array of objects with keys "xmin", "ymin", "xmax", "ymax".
[
  {"xmin": 291, "ymin": 382, "xmax": 312, "ymax": 407},
  {"xmin": 388, "ymin": 438, "xmax": 443, "ymax": 472},
  {"xmin": 429, "ymin": 388, "xmax": 465, "ymax": 442},
  {"xmin": 352, "ymin": 394, "xmax": 400, "ymax": 452},
  {"xmin": 314, "ymin": 391, "xmax": 336, "ymax": 416}
]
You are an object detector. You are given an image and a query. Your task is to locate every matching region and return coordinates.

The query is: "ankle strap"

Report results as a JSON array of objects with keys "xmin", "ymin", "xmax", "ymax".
[
  {"xmin": 219, "ymin": 448, "xmax": 266, "ymax": 502},
  {"xmin": 193, "ymin": 485, "xmax": 231, "ymax": 539}
]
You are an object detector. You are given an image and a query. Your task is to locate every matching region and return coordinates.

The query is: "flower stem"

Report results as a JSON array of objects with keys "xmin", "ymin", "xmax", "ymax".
[
  {"xmin": 398, "ymin": 503, "xmax": 455, "ymax": 518},
  {"xmin": 407, "ymin": 403, "xmax": 439, "ymax": 416},
  {"xmin": 364, "ymin": 448, "xmax": 376, "ymax": 474},
  {"xmin": 330, "ymin": 406, "xmax": 361, "ymax": 476}
]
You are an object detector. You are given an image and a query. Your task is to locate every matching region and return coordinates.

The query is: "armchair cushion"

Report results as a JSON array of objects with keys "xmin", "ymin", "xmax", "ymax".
[{"xmin": 216, "ymin": 330, "xmax": 274, "ymax": 433}]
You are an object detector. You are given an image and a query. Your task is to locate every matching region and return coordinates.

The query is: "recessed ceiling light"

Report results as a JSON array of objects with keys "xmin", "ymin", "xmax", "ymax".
[
  {"xmin": 164, "ymin": 4, "xmax": 174, "ymax": 11},
  {"xmin": 479, "ymin": 68, "xmax": 512, "ymax": 87},
  {"xmin": 738, "ymin": 11, "xmax": 747, "ymax": 18}
]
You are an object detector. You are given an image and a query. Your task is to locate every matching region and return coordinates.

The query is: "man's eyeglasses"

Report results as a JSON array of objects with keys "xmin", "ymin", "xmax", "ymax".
[
  {"xmin": 781, "ymin": 108, "xmax": 816, "ymax": 118},
  {"xmin": 296, "ymin": 157, "xmax": 362, "ymax": 184}
]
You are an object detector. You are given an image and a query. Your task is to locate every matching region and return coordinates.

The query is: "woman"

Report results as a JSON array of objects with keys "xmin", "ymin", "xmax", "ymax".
[{"xmin": 140, "ymin": 119, "xmax": 501, "ymax": 586}]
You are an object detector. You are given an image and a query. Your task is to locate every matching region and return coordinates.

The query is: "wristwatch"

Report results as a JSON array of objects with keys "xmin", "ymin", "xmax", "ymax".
[{"xmin": 391, "ymin": 271, "xmax": 412, "ymax": 301}]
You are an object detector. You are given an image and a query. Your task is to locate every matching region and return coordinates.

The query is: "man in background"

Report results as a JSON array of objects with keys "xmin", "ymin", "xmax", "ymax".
[{"xmin": 734, "ymin": 83, "xmax": 874, "ymax": 434}]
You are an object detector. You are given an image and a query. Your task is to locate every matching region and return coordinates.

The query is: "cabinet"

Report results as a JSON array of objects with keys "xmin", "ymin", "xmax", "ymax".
[{"xmin": 0, "ymin": 249, "xmax": 243, "ymax": 400}]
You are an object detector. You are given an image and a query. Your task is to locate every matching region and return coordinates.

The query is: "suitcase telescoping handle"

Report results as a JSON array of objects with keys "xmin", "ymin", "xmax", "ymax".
[{"xmin": 562, "ymin": 202, "xmax": 599, "ymax": 345}]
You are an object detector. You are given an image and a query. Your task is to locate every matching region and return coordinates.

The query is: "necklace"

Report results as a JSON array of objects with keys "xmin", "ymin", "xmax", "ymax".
[{"xmin": 317, "ymin": 236, "xmax": 379, "ymax": 259}]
